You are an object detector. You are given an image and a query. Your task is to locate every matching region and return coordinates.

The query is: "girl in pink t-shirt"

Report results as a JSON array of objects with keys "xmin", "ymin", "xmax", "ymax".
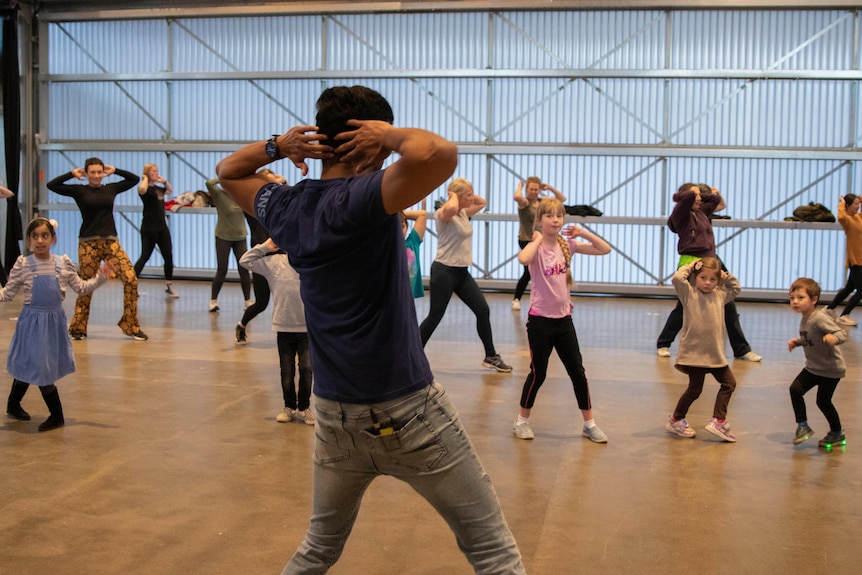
[{"xmin": 512, "ymin": 198, "xmax": 612, "ymax": 442}]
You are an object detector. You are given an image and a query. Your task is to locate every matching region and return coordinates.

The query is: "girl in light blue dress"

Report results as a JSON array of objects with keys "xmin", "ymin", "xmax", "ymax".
[{"xmin": 2, "ymin": 218, "xmax": 111, "ymax": 431}]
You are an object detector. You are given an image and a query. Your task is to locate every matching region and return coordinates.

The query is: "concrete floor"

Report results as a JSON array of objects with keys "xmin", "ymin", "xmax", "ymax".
[{"xmin": 1, "ymin": 279, "xmax": 860, "ymax": 574}]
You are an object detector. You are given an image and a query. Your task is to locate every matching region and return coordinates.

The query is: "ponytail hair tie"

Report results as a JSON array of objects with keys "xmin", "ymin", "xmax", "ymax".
[{"xmin": 693, "ymin": 260, "xmax": 704, "ymax": 272}]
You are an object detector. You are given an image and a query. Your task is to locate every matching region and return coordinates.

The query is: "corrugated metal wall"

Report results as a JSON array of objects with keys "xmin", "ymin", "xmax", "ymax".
[{"xmin": 37, "ymin": 8, "xmax": 862, "ymax": 294}]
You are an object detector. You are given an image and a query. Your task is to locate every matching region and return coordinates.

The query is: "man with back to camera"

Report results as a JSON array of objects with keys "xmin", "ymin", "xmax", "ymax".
[{"xmin": 216, "ymin": 85, "xmax": 526, "ymax": 574}]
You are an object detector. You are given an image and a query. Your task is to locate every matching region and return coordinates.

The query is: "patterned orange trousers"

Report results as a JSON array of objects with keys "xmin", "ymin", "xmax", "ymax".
[{"xmin": 70, "ymin": 239, "xmax": 140, "ymax": 336}]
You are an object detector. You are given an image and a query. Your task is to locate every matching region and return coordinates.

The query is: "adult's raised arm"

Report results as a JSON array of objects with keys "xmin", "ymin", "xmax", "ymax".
[
  {"xmin": 335, "ymin": 120, "xmax": 458, "ymax": 215},
  {"xmin": 216, "ymin": 126, "xmax": 333, "ymax": 215}
]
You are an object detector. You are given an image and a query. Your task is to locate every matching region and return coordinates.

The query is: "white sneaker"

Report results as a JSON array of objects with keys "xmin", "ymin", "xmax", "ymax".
[
  {"xmin": 823, "ymin": 307, "xmax": 837, "ymax": 319},
  {"xmin": 165, "ymin": 283, "xmax": 179, "ymax": 298},
  {"xmin": 209, "ymin": 299, "xmax": 219, "ymax": 312},
  {"xmin": 301, "ymin": 408, "xmax": 316, "ymax": 426},
  {"xmin": 513, "ymin": 421, "xmax": 534, "ymax": 440},
  {"xmin": 665, "ymin": 415, "xmax": 696, "ymax": 438},
  {"xmin": 704, "ymin": 418, "xmax": 737, "ymax": 442},
  {"xmin": 737, "ymin": 351, "xmax": 762, "ymax": 362},
  {"xmin": 657, "ymin": 347, "xmax": 671, "ymax": 357},
  {"xmin": 837, "ymin": 315, "xmax": 858, "ymax": 327},
  {"xmin": 582, "ymin": 424, "xmax": 608, "ymax": 443},
  {"xmin": 511, "ymin": 299, "xmax": 521, "ymax": 311},
  {"xmin": 276, "ymin": 407, "xmax": 295, "ymax": 423}
]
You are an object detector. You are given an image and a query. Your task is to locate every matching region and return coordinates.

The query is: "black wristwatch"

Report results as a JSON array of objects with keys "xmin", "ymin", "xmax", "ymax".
[{"xmin": 265, "ymin": 134, "xmax": 282, "ymax": 161}]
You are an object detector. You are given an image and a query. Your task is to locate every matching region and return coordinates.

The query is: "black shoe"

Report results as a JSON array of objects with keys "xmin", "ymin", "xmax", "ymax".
[
  {"xmin": 38, "ymin": 414, "xmax": 65, "ymax": 432},
  {"xmin": 235, "ymin": 324, "xmax": 247, "ymax": 344},
  {"xmin": 128, "ymin": 330, "xmax": 149, "ymax": 341},
  {"xmin": 7, "ymin": 406, "xmax": 31, "ymax": 421},
  {"xmin": 70, "ymin": 330, "xmax": 87, "ymax": 340},
  {"xmin": 818, "ymin": 430, "xmax": 846, "ymax": 448},
  {"xmin": 481, "ymin": 354, "xmax": 513, "ymax": 373},
  {"xmin": 38, "ymin": 388, "xmax": 64, "ymax": 431}
]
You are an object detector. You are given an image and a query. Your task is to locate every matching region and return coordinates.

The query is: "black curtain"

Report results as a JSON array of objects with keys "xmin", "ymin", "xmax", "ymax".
[{"xmin": 1, "ymin": 7, "xmax": 23, "ymax": 283}]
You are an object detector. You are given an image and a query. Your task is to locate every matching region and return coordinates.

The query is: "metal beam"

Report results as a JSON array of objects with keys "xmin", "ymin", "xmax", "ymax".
[
  {"xmin": 41, "ymin": 68, "xmax": 862, "ymax": 82},
  {"xmin": 33, "ymin": 1, "xmax": 862, "ymax": 23}
]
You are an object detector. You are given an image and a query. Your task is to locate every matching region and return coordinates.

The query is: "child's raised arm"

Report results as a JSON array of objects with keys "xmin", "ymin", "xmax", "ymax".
[
  {"xmin": 565, "ymin": 225, "xmax": 611, "ymax": 256},
  {"xmin": 518, "ymin": 230, "xmax": 543, "ymax": 265}
]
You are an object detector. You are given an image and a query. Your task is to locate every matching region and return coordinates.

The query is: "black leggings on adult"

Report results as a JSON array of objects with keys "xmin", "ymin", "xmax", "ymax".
[
  {"xmin": 513, "ymin": 239, "xmax": 531, "ymax": 300},
  {"xmin": 419, "ymin": 261, "xmax": 497, "ymax": 358},
  {"xmin": 211, "ymin": 237, "xmax": 251, "ymax": 300},
  {"xmin": 134, "ymin": 227, "xmax": 174, "ymax": 280},
  {"xmin": 827, "ymin": 265, "xmax": 862, "ymax": 316},
  {"xmin": 240, "ymin": 272, "xmax": 271, "ymax": 326}
]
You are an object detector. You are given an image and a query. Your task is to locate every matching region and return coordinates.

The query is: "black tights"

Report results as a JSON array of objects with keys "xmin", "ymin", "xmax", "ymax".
[
  {"xmin": 419, "ymin": 261, "xmax": 497, "ymax": 358},
  {"xmin": 211, "ymin": 237, "xmax": 251, "ymax": 300}
]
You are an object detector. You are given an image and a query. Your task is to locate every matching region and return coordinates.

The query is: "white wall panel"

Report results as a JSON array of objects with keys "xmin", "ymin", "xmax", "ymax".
[
  {"xmin": 671, "ymin": 11, "xmax": 854, "ymax": 70},
  {"xmin": 48, "ymin": 20, "xmax": 169, "ymax": 74},
  {"xmin": 171, "ymin": 16, "xmax": 323, "ymax": 72}
]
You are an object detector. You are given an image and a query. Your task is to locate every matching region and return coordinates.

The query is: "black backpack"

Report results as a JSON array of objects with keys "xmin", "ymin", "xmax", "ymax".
[
  {"xmin": 564, "ymin": 204, "xmax": 603, "ymax": 217},
  {"xmin": 788, "ymin": 202, "xmax": 835, "ymax": 222}
]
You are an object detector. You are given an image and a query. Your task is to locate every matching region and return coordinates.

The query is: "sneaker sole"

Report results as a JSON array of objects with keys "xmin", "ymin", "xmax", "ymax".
[
  {"xmin": 704, "ymin": 425, "xmax": 736, "ymax": 443},
  {"xmin": 482, "ymin": 362, "xmax": 512, "ymax": 373},
  {"xmin": 582, "ymin": 432, "xmax": 608, "ymax": 443},
  {"xmin": 665, "ymin": 424, "xmax": 696, "ymax": 438},
  {"xmin": 818, "ymin": 438, "xmax": 847, "ymax": 448},
  {"xmin": 793, "ymin": 432, "xmax": 813, "ymax": 445}
]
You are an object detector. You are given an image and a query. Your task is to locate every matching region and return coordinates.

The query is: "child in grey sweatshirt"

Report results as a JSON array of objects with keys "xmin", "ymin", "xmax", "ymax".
[{"xmin": 788, "ymin": 277, "xmax": 847, "ymax": 448}]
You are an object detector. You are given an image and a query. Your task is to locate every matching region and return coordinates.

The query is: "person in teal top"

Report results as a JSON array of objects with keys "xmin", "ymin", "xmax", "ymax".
[{"xmin": 401, "ymin": 199, "xmax": 427, "ymax": 298}]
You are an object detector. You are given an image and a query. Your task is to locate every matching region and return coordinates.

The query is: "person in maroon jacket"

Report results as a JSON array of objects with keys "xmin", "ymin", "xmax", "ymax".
[
  {"xmin": 656, "ymin": 183, "xmax": 759, "ymax": 361},
  {"xmin": 46, "ymin": 158, "xmax": 147, "ymax": 341}
]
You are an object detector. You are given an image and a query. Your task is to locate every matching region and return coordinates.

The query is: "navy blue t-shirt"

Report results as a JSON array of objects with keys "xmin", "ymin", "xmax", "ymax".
[{"xmin": 255, "ymin": 171, "xmax": 433, "ymax": 404}]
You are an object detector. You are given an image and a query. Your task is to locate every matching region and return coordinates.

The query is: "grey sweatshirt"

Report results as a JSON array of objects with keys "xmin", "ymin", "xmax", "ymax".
[{"xmin": 793, "ymin": 310, "xmax": 846, "ymax": 379}]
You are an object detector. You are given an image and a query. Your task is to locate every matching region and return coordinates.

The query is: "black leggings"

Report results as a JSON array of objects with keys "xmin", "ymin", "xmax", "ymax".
[
  {"xmin": 514, "ymin": 239, "xmax": 531, "ymax": 300},
  {"xmin": 827, "ymin": 265, "xmax": 862, "ymax": 316},
  {"xmin": 211, "ymin": 237, "xmax": 251, "ymax": 300},
  {"xmin": 520, "ymin": 315, "xmax": 591, "ymax": 411},
  {"xmin": 789, "ymin": 369, "xmax": 841, "ymax": 431},
  {"xmin": 240, "ymin": 273, "xmax": 271, "ymax": 326},
  {"xmin": 134, "ymin": 226, "xmax": 174, "ymax": 280},
  {"xmin": 419, "ymin": 261, "xmax": 497, "ymax": 357}
]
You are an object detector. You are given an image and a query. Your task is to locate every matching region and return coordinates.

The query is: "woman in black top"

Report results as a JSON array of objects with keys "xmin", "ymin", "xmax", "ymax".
[
  {"xmin": 46, "ymin": 157, "xmax": 147, "ymax": 341},
  {"xmin": 133, "ymin": 163, "xmax": 178, "ymax": 298}
]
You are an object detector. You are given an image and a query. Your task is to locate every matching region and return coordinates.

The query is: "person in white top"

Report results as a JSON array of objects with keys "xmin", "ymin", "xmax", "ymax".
[{"xmin": 419, "ymin": 178, "xmax": 512, "ymax": 372}]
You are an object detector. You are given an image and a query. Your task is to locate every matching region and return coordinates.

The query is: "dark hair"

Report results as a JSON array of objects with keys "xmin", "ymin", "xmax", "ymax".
[
  {"xmin": 790, "ymin": 277, "xmax": 821, "ymax": 301},
  {"xmin": 315, "ymin": 86, "xmax": 394, "ymax": 157},
  {"xmin": 697, "ymin": 183, "xmax": 712, "ymax": 195},
  {"xmin": 27, "ymin": 217, "xmax": 56, "ymax": 237},
  {"xmin": 84, "ymin": 157, "xmax": 104, "ymax": 171},
  {"xmin": 677, "ymin": 182, "xmax": 699, "ymax": 194},
  {"xmin": 844, "ymin": 193, "xmax": 857, "ymax": 207}
]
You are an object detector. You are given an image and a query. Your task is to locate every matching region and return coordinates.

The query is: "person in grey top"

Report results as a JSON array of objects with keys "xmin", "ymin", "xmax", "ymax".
[
  {"xmin": 205, "ymin": 177, "xmax": 252, "ymax": 312},
  {"xmin": 239, "ymin": 238, "xmax": 313, "ymax": 426},
  {"xmin": 788, "ymin": 277, "xmax": 848, "ymax": 448}
]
